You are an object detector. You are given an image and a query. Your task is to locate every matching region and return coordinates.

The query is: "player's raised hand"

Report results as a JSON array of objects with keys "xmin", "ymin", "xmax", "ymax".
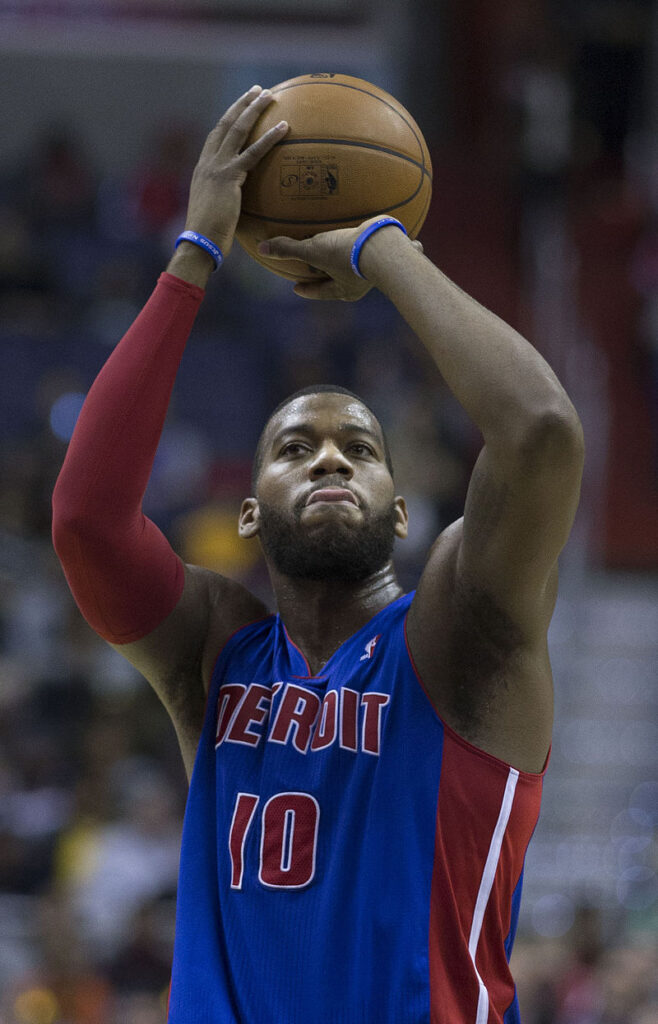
[
  {"xmin": 181, "ymin": 86, "xmax": 289, "ymax": 258},
  {"xmin": 259, "ymin": 221, "xmax": 423, "ymax": 301}
]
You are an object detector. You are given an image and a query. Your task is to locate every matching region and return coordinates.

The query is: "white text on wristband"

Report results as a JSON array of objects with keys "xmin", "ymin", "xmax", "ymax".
[{"xmin": 175, "ymin": 231, "xmax": 224, "ymax": 271}]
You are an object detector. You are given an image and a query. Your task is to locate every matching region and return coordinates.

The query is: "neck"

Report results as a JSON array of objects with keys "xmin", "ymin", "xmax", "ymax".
[{"xmin": 269, "ymin": 562, "xmax": 403, "ymax": 674}]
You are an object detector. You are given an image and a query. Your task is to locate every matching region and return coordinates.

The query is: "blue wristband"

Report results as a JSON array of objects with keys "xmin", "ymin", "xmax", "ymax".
[
  {"xmin": 175, "ymin": 231, "xmax": 223, "ymax": 271},
  {"xmin": 350, "ymin": 217, "xmax": 408, "ymax": 279}
]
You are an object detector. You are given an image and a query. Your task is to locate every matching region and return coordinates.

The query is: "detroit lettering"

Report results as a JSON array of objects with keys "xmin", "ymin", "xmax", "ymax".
[{"xmin": 216, "ymin": 682, "xmax": 390, "ymax": 756}]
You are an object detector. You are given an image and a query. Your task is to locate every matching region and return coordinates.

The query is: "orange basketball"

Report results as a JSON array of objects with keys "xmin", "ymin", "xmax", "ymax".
[{"xmin": 235, "ymin": 73, "xmax": 433, "ymax": 281}]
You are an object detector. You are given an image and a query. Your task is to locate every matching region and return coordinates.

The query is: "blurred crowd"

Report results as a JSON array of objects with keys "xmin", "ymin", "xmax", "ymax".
[
  {"xmin": 513, "ymin": 915, "xmax": 658, "ymax": 1024},
  {"xmin": 0, "ymin": 69, "xmax": 656, "ymax": 1024}
]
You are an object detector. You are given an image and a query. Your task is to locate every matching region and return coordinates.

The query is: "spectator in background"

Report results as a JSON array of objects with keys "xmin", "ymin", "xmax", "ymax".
[
  {"xmin": 553, "ymin": 904, "xmax": 605, "ymax": 1023},
  {"xmin": 17, "ymin": 126, "xmax": 97, "ymax": 235},
  {"xmin": 629, "ymin": 211, "xmax": 658, "ymax": 476},
  {"xmin": 130, "ymin": 125, "xmax": 197, "ymax": 241},
  {"xmin": 511, "ymin": 901, "xmax": 658, "ymax": 1024},
  {"xmin": 0, "ymin": 205, "xmax": 58, "ymax": 334},
  {"xmin": 55, "ymin": 766, "xmax": 181, "ymax": 960},
  {"xmin": 6, "ymin": 124, "xmax": 104, "ymax": 308},
  {"xmin": 107, "ymin": 900, "xmax": 174, "ymax": 996}
]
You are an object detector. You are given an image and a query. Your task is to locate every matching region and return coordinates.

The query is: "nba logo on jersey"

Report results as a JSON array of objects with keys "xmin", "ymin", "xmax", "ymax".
[{"xmin": 359, "ymin": 634, "xmax": 381, "ymax": 661}]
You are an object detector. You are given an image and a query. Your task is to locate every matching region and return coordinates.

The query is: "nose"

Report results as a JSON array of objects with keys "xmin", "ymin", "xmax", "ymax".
[{"xmin": 309, "ymin": 441, "xmax": 353, "ymax": 479}]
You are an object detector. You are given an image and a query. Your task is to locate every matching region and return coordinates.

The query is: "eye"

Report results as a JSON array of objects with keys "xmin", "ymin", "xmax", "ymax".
[
  {"xmin": 348, "ymin": 442, "xmax": 375, "ymax": 457},
  {"xmin": 280, "ymin": 441, "xmax": 311, "ymax": 457}
]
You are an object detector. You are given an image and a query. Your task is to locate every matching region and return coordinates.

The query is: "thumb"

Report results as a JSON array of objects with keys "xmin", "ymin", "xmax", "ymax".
[{"xmin": 258, "ymin": 236, "xmax": 311, "ymax": 261}]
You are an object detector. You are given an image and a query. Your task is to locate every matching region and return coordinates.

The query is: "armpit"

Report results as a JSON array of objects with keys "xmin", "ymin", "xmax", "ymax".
[{"xmin": 445, "ymin": 577, "xmax": 526, "ymax": 735}]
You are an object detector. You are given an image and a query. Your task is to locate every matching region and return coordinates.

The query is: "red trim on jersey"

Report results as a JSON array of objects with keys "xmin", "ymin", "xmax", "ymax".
[
  {"xmin": 282, "ymin": 624, "xmax": 314, "ymax": 676},
  {"xmin": 427, "ymin": 734, "xmax": 542, "ymax": 1022},
  {"xmin": 402, "ymin": 609, "xmax": 545, "ymax": 1021}
]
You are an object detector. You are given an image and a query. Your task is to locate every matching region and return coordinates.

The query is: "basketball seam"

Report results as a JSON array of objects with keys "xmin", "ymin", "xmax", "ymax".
[
  {"xmin": 240, "ymin": 188, "xmax": 426, "ymax": 226},
  {"xmin": 270, "ymin": 79, "xmax": 430, "ymax": 175},
  {"xmin": 273, "ymin": 137, "xmax": 432, "ymax": 178}
]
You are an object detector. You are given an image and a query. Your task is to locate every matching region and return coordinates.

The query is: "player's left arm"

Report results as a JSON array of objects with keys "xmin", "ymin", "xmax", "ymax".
[
  {"xmin": 360, "ymin": 229, "xmax": 585, "ymax": 769},
  {"xmin": 262, "ymin": 224, "xmax": 585, "ymax": 771}
]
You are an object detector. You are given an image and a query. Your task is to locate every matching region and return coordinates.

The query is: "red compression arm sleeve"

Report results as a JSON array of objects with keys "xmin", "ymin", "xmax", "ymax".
[{"xmin": 52, "ymin": 272, "xmax": 205, "ymax": 643}]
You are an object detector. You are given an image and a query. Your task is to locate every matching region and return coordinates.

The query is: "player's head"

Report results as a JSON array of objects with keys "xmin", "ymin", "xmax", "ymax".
[{"xmin": 240, "ymin": 386, "xmax": 408, "ymax": 582}]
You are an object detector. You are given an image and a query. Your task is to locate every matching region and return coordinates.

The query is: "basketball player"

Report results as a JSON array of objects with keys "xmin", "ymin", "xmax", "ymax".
[{"xmin": 52, "ymin": 86, "xmax": 585, "ymax": 1023}]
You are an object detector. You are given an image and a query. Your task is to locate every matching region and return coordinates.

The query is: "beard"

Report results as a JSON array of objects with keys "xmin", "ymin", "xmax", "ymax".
[{"xmin": 257, "ymin": 497, "xmax": 398, "ymax": 583}]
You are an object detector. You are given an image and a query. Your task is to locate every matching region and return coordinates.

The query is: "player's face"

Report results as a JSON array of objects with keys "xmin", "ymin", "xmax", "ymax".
[{"xmin": 240, "ymin": 394, "xmax": 408, "ymax": 582}]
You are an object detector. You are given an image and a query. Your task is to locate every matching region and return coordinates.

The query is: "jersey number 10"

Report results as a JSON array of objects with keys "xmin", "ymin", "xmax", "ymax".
[{"xmin": 229, "ymin": 791, "xmax": 320, "ymax": 890}]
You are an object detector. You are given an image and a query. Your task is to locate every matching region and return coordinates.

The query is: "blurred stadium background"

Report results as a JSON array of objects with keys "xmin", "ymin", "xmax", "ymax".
[{"xmin": 0, "ymin": 1, "xmax": 656, "ymax": 1022}]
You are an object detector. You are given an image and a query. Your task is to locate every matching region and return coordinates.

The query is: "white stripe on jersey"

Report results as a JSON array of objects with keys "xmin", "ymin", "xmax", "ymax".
[{"xmin": 468, "ymin": 766, "xmax": 520, "ymax": 1024}]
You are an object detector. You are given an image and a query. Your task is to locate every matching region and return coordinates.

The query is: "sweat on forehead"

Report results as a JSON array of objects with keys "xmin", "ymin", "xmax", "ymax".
[{"xmin": 251, "ymin": 385, "xmax": 393, "ymax": 489}]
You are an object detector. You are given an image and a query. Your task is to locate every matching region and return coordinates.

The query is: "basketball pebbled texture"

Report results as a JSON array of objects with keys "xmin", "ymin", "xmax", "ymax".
[{"xmin": 235, "ymin": 73, "xmax": 433, "ymax": 281}]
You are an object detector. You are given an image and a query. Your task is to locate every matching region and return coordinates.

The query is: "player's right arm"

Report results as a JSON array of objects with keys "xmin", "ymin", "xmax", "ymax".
[{"xmin": 52, "ymin": 86, "xmax": 288, "ymax": 778}]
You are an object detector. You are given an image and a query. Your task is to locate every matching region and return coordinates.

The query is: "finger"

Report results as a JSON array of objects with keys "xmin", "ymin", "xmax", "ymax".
[
  {"xmin": 238, "ymin": 120, "xmax": 289, "ymax": 171},
  {"xmin": 293, "ymin": 279, "xmax": 343, "ymax": 301},
  {"xmin": 202, "ymin": 85, "xmax": 263, "ymax": 155},
  {"xmin": 258, "ymin": 236, "xmax": 312, "ymax": 261},
  {"xmin": 219, "ymin": 88, "xmax": 276, "ymax": 156}
]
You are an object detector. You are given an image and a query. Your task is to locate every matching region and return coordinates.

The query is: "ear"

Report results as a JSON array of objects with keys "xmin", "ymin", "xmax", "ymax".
[
  {"xmin": 393, "ymin": 496, "xmax": 409, "ymax": 540},
  {"xmin": 238, "ymin": 497, "xmax": 260, "ymax": 539}
]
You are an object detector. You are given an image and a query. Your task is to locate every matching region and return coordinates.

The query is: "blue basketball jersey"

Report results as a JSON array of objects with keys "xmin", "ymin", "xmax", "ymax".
[{"xmin": 167, "ymin": 592, "xmax": 544, "ymax": 1023}]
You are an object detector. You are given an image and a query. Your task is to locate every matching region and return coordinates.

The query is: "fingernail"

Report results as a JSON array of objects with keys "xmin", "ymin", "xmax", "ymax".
[
  {"xmin": 276, "ymin": 120, "xmax": 288, "ymax": 131},
  {"xmin": 258, "ymin": 241, "xmax": 270, "ymax": 255},
  {"xmin": 260, "ymin": 89, "xmax": 272, "ymax": 98},
  {"xmin": 249, "ymin": 84, "xmax": 262, "ymax": 94}
]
